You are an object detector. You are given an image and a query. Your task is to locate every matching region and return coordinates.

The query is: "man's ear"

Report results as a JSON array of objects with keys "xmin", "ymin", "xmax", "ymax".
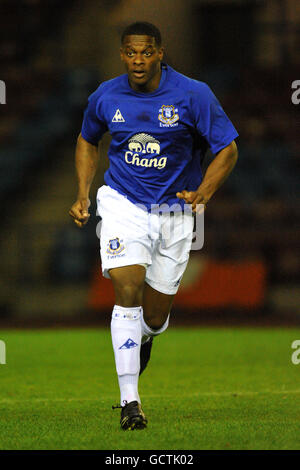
[
  {"xmin": 158, "ymin": 47, "xmax": 164, "ymax": 61},
  {"xmin": 120, "ymin": 47, "xmax": 124, "ymax": 62}
]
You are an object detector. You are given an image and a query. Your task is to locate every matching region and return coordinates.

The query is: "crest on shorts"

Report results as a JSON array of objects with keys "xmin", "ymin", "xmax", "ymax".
[
  {"xmin": 106, "ymin": 238, "xmax": 125, "ymax": 255},
  {"xmin": 158, "ymin": 105, "xmax": 179, "ymax": 127}
]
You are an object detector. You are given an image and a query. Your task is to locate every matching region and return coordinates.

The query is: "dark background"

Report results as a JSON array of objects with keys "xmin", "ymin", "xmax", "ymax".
[{"xmin": 0, "ymin": 0, "xmax": 299, "ymax": 326}]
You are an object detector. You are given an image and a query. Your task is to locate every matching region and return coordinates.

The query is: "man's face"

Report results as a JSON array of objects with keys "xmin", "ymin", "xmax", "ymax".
[{"xmin": 120, "ymin": 35, "xmax": 164, "ymax": 92}]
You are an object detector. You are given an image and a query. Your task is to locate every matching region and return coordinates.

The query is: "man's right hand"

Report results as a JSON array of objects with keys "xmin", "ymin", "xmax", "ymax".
[{"xmin": 69, "ymin": 198, "xmax": 91, "ymax": 228}]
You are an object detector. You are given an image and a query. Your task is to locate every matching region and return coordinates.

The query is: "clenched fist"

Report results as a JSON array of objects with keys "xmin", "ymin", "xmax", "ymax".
[
  {"xmin": 176, "ymin": 189, "xmax": 208, "ymax": 213},
  {"xmin": 69, "ymin": 198, "xmax": 91, "ymax": 228}
]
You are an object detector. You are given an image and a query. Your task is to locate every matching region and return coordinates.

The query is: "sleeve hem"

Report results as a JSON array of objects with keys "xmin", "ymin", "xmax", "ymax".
[
  {"xmin": 81, "ymin": 130, "xmax": 100, "ymax": 146},
  {"xmin": 210, "ymin": 131, "xmax": 239, "ymax": 155}
]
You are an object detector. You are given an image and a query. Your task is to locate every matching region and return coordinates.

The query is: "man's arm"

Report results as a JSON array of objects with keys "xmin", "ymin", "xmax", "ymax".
[
  {"xmin": 69, "ymin": 133, "xmax": 99, "ymax": 228},
  {"xmin": 176, "ymin": 140, "xmax": 238, "ymax": 211}
]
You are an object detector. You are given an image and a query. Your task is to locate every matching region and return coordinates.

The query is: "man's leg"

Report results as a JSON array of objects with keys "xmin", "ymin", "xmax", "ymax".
[
  {"xmin": 143, "ymin": 281, "xmax": 174, "ymax": 331},
  {"xmin": 139, "ymin": 212, "xmax": 193, "ymax": 366},
  {"xmin": 109, "ymin": 264, "xmax": 145, "ymax": 402},
  {"xmin": 110, "ymin": 264, "xmax": 146, "ymax": 307},
  {"xmin": 138, "ymin": 282, "xmax": 175, "ymax": 375}
]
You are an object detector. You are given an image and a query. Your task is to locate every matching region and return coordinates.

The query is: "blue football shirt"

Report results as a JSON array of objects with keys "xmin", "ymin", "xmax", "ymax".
[{"xmin": 81, "ymin": 63, "xmax": 238, "ymax": 211}]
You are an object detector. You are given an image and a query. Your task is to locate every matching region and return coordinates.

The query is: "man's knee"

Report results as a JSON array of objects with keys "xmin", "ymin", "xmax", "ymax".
[
  {"xmin": 143, "ymin": 311, "xmax": 169, "ymax": 330},
  {"xmin": 109, "ymin": 265, "xmax": 146, "ymax": 307},
  {"xmin": 115, "ymin": 282, "xmax": 143, "ymax": 306},
  {"xmin": 142, "ymin": 283, "xmax": 174, "ymax": 330}
]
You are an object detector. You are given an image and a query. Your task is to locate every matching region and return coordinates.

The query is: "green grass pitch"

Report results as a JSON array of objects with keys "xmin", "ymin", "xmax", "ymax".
[{"xmin": 0, "ymin": 326, "xmax": 300, "ymax": 450}]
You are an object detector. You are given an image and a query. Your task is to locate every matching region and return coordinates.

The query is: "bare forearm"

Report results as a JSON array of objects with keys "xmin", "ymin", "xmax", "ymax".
[
  {"xmin": 198, "ymin": 140, "xmax": 238, "ymax": 201},
  {"xmin": 75, "ymin": 133, "xmax": 99, "ymax": 199}
]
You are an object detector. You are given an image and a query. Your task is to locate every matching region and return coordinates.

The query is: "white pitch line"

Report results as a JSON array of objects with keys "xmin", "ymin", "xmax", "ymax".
[{"xmin": 0, "ymin": 389, "xmax": 300, "ymax": 404}]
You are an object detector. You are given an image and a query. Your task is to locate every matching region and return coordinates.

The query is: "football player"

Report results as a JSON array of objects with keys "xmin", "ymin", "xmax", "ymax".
[{"xmin": 69, "ymin": 21, "xmax": 238, "ymax": 430}]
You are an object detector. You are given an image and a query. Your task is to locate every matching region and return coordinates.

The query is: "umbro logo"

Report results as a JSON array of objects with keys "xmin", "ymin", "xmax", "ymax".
[
  {"xmin": 119, "ymin": 338, "xmax": 138, "ymax": 350},
  {"xmin": 112, "ymin": 109, "xmax": 125, "ymax": 122}
]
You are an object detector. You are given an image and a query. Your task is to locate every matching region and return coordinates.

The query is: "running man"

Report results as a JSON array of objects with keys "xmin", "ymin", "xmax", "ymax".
[{"xmin": 69, "ymin": 22, "xmax": 238, "ymax": 430}]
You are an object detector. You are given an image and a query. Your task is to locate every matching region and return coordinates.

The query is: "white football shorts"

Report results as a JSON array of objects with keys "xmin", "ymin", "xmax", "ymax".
[{"xmin": 96, "ymin": 185, "xmax": 194, "ymax": 295}]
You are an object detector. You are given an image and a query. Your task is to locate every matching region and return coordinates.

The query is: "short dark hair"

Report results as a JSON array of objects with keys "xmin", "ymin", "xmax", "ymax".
[{"xmin": 121, "ymin": 22, "xmax": 162, "ymax": 47}]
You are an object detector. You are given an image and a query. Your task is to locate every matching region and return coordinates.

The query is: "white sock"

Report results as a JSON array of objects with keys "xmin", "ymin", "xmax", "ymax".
[
  {"xmin": 141, "ymin": 310, "xmax": 170, "ymax": 344},
  {"xmin": 111, "ymin": 305, "xmax": 142, "ymax": 406}
]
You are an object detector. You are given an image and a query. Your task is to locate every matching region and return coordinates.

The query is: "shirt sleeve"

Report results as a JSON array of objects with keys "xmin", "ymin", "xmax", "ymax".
[
  {"xmin": 191, "ymin": 82, "xmax": 238, "ymax": 155},
  {"xmin": 81, "ymin": 89, "xmax": 108, "ymax": 145}
]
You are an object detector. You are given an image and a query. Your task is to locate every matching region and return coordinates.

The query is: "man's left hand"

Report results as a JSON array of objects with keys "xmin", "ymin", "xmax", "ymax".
[{"xmin": 176, "ymin": 189, "xmax": 208, "ymax": 213}]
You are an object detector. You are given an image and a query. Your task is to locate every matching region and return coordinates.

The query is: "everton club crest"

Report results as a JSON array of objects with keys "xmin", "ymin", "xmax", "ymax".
[
  {"xmin": 158, "ymin": 105, "xmax": 179, "ymax": 127},
  {"xmin": 106, "ymin": 237, "xmax": 125, "ymax": 255}
]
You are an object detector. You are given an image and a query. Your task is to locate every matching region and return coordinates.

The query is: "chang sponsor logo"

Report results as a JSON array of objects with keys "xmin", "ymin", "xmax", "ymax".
[{"xmin": 124, "ymin": 133, "xmax": 167, "ymax": 169}]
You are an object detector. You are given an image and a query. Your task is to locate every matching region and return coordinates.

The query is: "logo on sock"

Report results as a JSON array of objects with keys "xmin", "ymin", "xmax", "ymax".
[{"xmin": 119, "ymin": 338, "xmax": 138, "ymax": 350}]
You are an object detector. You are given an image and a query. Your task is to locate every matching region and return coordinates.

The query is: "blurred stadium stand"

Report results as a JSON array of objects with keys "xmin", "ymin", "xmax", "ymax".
[{"xmin": 0, "ymin": 0, "xmax": 299, "ymax": 325}]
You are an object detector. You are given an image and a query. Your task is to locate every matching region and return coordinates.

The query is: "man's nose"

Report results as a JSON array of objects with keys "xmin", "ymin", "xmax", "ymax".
[{"xmin": 133, "ymin": 53, "xmax": 144, "ymax": 65}]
